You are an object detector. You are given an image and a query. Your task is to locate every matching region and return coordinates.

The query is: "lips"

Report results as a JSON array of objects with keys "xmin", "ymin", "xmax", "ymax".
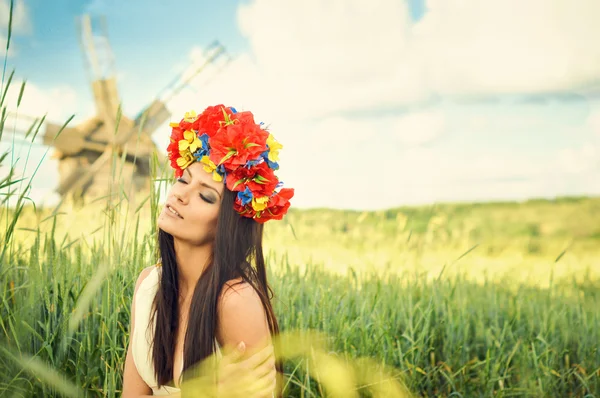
[{"xmin": 165, "ymin": 203, "xmax": 183, "ymax": 219}]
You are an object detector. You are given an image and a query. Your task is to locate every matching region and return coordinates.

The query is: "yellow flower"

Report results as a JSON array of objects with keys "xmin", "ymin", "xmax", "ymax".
[
  {"xmin": 252, "ymin": 196, "xmax": 269, "ymax": 211},
  {"xmin": 184, "ymin": 110, "xmax": 197, "ymax": 122},
  {"xmin": 200, "ymin": 156, "xmax": 223, "ymax": 182},
  {"xmin": 176, "ymin": 152, "xmax": 195, "ymax": 169},
  {"xmin": 179, "ymin": 130, "xmax": 202, "ymax": 153},
  {"xmin": 266, "ymin": 134, "xmax": 283, "ymax": 162},
  {"xmin": 200, "ymin": 155, "xmax": 216, "ymax": 172}
]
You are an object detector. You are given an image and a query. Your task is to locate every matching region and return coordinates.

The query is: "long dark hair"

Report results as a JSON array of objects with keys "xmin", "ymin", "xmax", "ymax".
[{"xmin": 150, "ymin": 187, "xmax": 281, "ymax": 391}]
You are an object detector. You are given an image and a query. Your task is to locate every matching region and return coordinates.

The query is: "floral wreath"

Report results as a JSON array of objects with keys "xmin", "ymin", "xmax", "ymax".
[{"xmin": 166, "ymin": 105, "xmax": 294, "ymax": 224}]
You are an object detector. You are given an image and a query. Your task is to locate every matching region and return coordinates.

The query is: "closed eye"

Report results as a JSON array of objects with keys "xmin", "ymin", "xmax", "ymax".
[
  {"xmin": 178, "ymin": 178, "xmax": 215, "ymax": 204},
  {"xmin": 200, "ymin": 194, "xmax": 215, "ymax": 204}
]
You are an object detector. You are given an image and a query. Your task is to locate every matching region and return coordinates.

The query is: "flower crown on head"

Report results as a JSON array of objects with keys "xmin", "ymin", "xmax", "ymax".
[{"xmin": 167, "ymin": 105, "xmax": 294, "ymax": 224}]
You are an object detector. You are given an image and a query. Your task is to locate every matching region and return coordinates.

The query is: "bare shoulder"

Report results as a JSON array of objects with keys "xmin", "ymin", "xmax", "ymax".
[
  {"xmin": 220, "ymin": 277, "xmax": 261, "ymax": 305},
  {"xmin": 123, "ymin": 265, "xmax": 156, "ymax": 396},
  {"xmin": 134, "ymin": 265, "xmax": 157, "ymax": 296},
  {"xmin": 217, "ymin": 278, "xmax": 271, "ymax": 350}
]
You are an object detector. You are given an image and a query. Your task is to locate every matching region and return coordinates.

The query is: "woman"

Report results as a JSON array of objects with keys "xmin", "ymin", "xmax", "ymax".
[{"xmin": 122, "ymin": 105, "xmax": 295, "ymax": 397}]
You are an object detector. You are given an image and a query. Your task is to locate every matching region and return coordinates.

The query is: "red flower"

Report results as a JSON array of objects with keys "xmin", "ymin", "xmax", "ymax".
[
  {"xmin": 232, "ymin": 110, "xmax": 258, "ymax": 126},
  {"xmin": 254, "ymin": 188, "xmax": 294, "ymax": 223},
  {"xmin": 233, "ymin": 200, "xmax": 256, "ymax": 218},
  {"xmin": 225, "ymin": 165, "xmax": 254, "ymax": 192},
  {"xmin": 167, "ymin": 126, "xmax": 185, "ymax": 177},
  {"xmin": 193, "ymin": 105, "xmax": 234, "ymax": 137},
  {"xmin": 209, "ymin": 119, "xmax": 268, "ymax": 171},
  {"xmin": 246, "ymin": 164, "xmax": 278, "ymax": 195},
  {"xmin": 178, "ymin": 119, "xmax": 193, "ymax": 131},
  {"xmin": 226, "ymin": 162, "xmax": 278, "ymax": 195},
  {"xmin": 166, "ymin": 105, "xmax": 294, "ymax": 223}
]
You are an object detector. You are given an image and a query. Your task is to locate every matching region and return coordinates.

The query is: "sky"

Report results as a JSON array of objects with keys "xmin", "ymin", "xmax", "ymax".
[{"xmin": 1, "ymin": 0, "xmax": 599, "ymax": 210}]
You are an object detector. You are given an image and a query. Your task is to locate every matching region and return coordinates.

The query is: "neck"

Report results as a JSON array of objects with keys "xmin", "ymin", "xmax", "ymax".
[{"xmin": 173, "ymin": 238, "xmax": 212, "ymax": 300}]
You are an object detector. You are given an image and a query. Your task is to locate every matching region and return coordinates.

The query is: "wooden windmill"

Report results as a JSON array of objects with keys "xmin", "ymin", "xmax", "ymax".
[{"xmin": 38, "ymin": 14, "xmax": 230, "ymax": 206}]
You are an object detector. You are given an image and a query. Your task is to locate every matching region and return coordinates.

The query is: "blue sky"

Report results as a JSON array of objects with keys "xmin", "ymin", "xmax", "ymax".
[
  {"xmin": 1, "ymin": 0, "xmax": 599, "ymax": 210},
  {"xmin": 5, "ymin": 0, "xmax": 427, "ymax": 115},
  {"xmin": 6, "ymin": 0, "xmax": 249, "ymax": 114}
]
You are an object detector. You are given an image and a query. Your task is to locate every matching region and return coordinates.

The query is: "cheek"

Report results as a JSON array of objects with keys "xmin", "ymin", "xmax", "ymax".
[
  {"xmin": 206, "ymin": 210, "xmax": 221, "ymax": 236},
  {"xmin": 188, "ymin": 211, "xmax": 219, "ymax": 244},
  {"xmin": 206, "ymin": 211, "xmax": 219, "ymax": 230},
  {"xmin": 188, "ymin": 205, "xmax": 219, "ymax": 229}
]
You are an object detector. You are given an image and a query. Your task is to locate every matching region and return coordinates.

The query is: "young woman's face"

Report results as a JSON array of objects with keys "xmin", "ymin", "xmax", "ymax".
[{"xmin": 158, "ymin": 162, "xmax": 224, "ymax": 246}]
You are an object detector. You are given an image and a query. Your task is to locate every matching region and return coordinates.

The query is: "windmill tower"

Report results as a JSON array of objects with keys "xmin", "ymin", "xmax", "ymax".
[{"xmin": 38, "ymin": 14, "xmax": 229, "ymax": 207}]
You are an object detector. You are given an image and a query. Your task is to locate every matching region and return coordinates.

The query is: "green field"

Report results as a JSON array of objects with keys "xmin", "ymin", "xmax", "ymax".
[{"xmin": 1, "ymin": 191, "xmax": 599, "ymax": 397}]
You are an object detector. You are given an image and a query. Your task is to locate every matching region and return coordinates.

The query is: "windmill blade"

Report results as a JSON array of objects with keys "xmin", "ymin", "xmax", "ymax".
[
  {"xmin": 57, "ymin": 40, "xmax": 230, "ymax": 201},
  {"xmin": 56, "ymin": 148, "xmax": 111, "ymax": 195},
  {"xmin": 2, "ymin": 112, "xmax": 50, "ymax": 147},
  {"xmin": 4, "ymin": 112, "xmax": 105, "ymax": 158},
  {"xmin": 42, "ymin": 118, "xmax": 112, "ymax": 156},
  {"xmin": 78, "ymin": 14, "xmax": 117, "ymax": 86},
  {"xmin": 159, "ymin": 41, "xmax": 228, "ymax": 104},
  {"xmin": 55, "ymin": 103, "xmax": 166, "ymax": 197},
  {"xmin": 77, "ymin": 14, "xmax": 121, "ymax": 143},
  {"xmin": 0, "ymin": 132, "xmax": 48, "ymax": 148},
  {"xmin": 133, "ymin": 99, "xmax": 170, "ymax": 136},
  {"xmin": 6, "ymin": 112, "xmax": 142, "ymax": 156},
  {"xmin": 131, "ymin": 41, "xmax": 230, "ymax": 139},
  {"xmin": 4, "ymin": 111, "xmax": 45, "ymax": 135}
]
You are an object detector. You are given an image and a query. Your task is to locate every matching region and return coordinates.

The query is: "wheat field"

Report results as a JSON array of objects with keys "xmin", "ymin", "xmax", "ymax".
[{"xmin": 1, "ymin": 188, "xmax": 599, "ymax": 397}]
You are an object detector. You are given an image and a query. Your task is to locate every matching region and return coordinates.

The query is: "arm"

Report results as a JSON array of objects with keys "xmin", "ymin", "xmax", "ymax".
[
  {"xmin": 122, "ymin": 266, "xmax": 155, "ymax": 398},
  {"xmin": 217, "ymin": 280, "xmax": 273, "ymax": 355},
  {"xmin": 217, "ymin": 281, "xmax": 276, "ymax": 396}
]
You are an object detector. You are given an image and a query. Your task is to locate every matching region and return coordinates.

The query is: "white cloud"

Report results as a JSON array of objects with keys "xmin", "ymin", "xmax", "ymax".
[
  {"xmin": 4, "ymin": 79, "xmax": 82, "ymax": 125},
  {"xmin": 0, "ymin": 0, "xmax": 31, "ymax": 33},
  {"xmin": 1, "ymin": 79, "xmax": 87, "ymax": 207},
  {"xmin": 235, "ymin": 0, "xmax": 600, "ymax": 119},
  {"xmin": 173, "ymin": 31, "xmax": 600, "ymax": 208},
  {"xmin": 558, "ymin": 144, "xmax": 598, "ymax": 174},
  {"xmin": 0, "ymin": 145, "xmax": 60, "ymax": 207},
  {"xmin": 588, "ymin": 102, "xmax": 600, "ymax": 137},
  {"xmin": 414, "ymin": 0, "xmax": 600, "ymax": 97},
  {"xmin": 164, "ymin": 50, "xmax": 281, "ymax": 137},
  {"xmin": 0, "ymin": 0, "xmax": 32, "ymax": 57},
  {"xmin": 181, "ymin": 0, "xmax": 600, "ymax": 124},
  {"xmin": 393, "ymin": 110, "xmax": 445, "ymax": 145},
  {"xmin": 237, "ymin": 0, "xmax": 427, "ymax": 118},
  {"xmin": 555, "ymin": 100, "xmax": 600, "ymax": 177}
]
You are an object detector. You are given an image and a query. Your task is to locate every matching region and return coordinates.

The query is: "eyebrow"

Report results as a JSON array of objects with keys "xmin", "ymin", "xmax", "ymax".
[{"xmin": 185, "ymin": 168, "xmax": 221, "ymax": 198}]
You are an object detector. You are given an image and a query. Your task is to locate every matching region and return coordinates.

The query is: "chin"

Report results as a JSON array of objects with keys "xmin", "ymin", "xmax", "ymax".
[
  {"xmin": 157, "ymin": 213, "xmax": 177, "ymax": 235},
  {"xmin": 158, "ymin": 214, "xmax": 214, "ymax": 246}
]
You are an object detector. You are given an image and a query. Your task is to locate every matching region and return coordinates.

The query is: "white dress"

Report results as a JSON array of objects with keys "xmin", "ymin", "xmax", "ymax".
[{"xmin": 131, "ymin": 266, "xmax": 223, "ymax": 395}]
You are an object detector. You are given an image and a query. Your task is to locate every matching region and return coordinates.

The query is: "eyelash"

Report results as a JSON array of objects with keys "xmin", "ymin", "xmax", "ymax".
[{"xmin": 176, "ymin": 178, "xmax": 214, "ymax": 204}]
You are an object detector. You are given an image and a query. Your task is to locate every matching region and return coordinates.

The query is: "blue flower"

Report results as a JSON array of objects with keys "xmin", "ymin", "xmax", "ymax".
[
  {"xmin": 193, "ymin": 133, "xmax": 211, "ymax": 160},
  {"xmin": 261, "ymin": 147, "xmax": 279, "ymax": 170},
  {"xmin": 245, "ymin": 158, "xmax": 262, "ymax": 169},
  {"xmin": 216, "ymin": 163, "xmax": 227, "ymax": 180},
  {"xmin": 237, "ymin": 186, "xmax": 253, "ymax": 206}
]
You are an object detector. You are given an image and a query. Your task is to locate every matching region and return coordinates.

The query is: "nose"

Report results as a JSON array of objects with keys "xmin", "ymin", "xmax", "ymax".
[{"xmin": 173, "ymin": 185, "xmax": 189, "ymax": 204}]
